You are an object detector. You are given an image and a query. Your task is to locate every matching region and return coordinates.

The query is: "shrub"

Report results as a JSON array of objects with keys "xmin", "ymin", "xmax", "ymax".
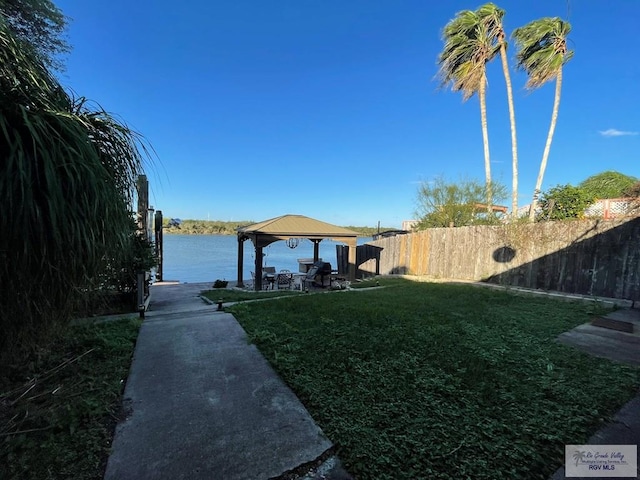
[{"xmin": 538, "ymin": 184, "xmax": 594, "ymax": 220}]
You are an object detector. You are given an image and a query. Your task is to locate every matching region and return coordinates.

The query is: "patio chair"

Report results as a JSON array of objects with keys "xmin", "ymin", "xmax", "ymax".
[{"xmin": 276, "ymin": 270, "xmax": 293, "ymax": 289}]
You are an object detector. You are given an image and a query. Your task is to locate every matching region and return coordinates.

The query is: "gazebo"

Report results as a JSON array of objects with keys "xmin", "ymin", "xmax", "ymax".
[{"xmin": 236, "ymin": 214, "xmax": 359, "ymax": 290}]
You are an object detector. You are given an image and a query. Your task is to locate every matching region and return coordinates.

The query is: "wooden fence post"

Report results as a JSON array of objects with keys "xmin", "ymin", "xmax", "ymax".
[{"xmin": 155, "ymin": 210, "xmax": 163, "ymax": 282}]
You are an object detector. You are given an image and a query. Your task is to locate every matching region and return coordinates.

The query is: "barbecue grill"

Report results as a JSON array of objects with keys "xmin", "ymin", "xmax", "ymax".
[{"xmin": 305, "ymin": 261, "xmax": 332, "ymax": 287}]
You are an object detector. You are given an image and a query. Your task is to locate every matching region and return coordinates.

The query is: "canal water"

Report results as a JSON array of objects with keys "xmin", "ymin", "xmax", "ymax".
[{"xmin": 161, "ymin": 234, "xmax": 371, "ymax": 283}]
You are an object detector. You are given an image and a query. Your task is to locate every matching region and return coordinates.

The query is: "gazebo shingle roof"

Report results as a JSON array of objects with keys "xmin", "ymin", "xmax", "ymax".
[{"xmin": 237, "ymin": 214, "xmax": 358, "ymax": 238}]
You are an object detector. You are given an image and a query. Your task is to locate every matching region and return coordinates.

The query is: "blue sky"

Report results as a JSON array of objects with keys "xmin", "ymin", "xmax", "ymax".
[{"xmin": 55, "ymin": 0, "xmax": 639, "ymax": 228}]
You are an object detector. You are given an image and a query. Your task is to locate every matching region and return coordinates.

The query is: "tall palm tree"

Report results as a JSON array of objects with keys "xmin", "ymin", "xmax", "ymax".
[
  {"xmin": 437, "ymin": 9, "xmax": 500, "ymax": 211},
  {"xmin": 512, "ymin": 17, "xmax": 573, "ymax": 221},
  {"xmin": 477, "ymin": 3, "xmax": 519, "ymax": 220}
]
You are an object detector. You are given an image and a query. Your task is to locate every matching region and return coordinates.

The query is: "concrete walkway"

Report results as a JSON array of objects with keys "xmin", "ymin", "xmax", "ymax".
[
  {"xmin": 551, "ymin": 307, "xmax": 640, "ymax": 479},
  {"xmin": 104, "ymin": 282, "xmax": 350, "ymax": 480},
  {"xmin": 557, "ymin": 308, "xmax": 640, "ymax": 366}
]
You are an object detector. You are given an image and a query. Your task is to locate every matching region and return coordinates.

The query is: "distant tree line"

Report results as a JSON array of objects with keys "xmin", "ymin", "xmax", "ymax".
[
  {"xmin": 163, "ymin": 219, "xmax": 254, "ymax": 235},
  {"xmin": 162, "ymin": 219, "xmax": 393, "ymax": 236},
  {"xmin": 343, "ymin": 225, "xmax": 398, "ymax": 237}
]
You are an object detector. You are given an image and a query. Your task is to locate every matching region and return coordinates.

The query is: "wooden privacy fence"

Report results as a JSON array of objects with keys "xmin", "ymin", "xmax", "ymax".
[{"xmin": 351, "ymin": 218, "xmax": 640, "ymax": 301}]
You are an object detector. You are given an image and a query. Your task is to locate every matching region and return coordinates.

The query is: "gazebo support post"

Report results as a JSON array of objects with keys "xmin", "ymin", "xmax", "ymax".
[
  {"xmin": 347, "ymin": 238, "xmax": 357, "ymax": 282},
  {"xmin": 236, "ymin": 236, "xmax": 245, "ymax": 288},
  {"xmin": 312, "ymin": 240, "xmax": 321, "ymax": 262},
  {"xmin": 255, "ymin": 245, "xmax": 264, "ymax": 291}
]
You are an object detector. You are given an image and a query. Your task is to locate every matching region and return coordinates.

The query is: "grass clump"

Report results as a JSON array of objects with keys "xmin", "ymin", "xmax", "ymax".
[
  {"xmin": 228, "ymin": 280, "xmax": 640, "ymax": 480},
  {"xmin": 0, "ymin": 318, "xmax": 141, "ymax": 480}
]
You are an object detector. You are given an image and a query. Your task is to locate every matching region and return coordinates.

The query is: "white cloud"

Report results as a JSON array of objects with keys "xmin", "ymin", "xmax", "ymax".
[{"xmin": 599, "ymin": 128, "xmax": 639, "ymax": 137}]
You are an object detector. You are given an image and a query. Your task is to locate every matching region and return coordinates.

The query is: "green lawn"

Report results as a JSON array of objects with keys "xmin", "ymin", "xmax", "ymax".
[
  {"xmin": 228, "ymin": 279, "xmax": 640, "ymax": 480},
  {"xmin": 0, "ymin": 318, "xmax": 141, "ymax": 480}
]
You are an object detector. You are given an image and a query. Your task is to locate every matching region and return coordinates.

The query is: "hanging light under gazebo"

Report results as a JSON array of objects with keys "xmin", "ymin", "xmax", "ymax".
[{"xmin": 286, "ymin": 238, "xmax": 300, "ymax": 249}]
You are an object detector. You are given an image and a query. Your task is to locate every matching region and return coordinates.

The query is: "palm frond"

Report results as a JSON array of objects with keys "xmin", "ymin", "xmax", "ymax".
[
  {"xmin": 476, "ymin": 3, "xmax": 506, "ymax": 43},
  {"xmin": 437, "ymin": 5, "xmax": 504, "ymax": 101},
  {"xmin": 512, "ymin": 17, "xmax": 573, "ymax": 89}
]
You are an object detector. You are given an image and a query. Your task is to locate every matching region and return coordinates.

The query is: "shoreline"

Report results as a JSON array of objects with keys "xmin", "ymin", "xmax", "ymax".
[{"xmin": 162, "ymin": 230, "xmax": 373, "ymax": 237}]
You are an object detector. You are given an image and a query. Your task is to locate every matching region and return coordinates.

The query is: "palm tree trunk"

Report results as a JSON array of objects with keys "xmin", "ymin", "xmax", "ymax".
[
  {"xmin": 529, "ymin": 67, "xmax": 563, "ymax": 222},
  {"xmin": 479, "ymin": 74, "xmax": 492, "ymax": 212},
  {"xmin": 499, "ymin": 42, "xmax": 518, "ymax": 221}
]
